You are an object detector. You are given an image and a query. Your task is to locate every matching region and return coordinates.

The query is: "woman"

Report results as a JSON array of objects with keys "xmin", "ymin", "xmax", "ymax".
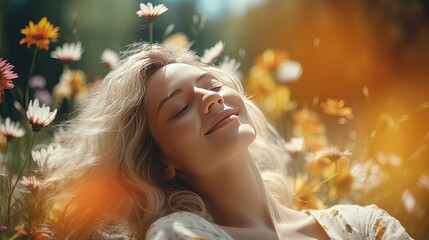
[{"xmin": 41, "ymin": 43, "xmax": 411, "ymax": 239}]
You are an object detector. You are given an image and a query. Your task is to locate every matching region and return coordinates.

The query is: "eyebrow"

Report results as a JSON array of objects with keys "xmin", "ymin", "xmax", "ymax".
[{"xmin": 157, "ymin": 72, "xmax": 209, "ymax": 114}]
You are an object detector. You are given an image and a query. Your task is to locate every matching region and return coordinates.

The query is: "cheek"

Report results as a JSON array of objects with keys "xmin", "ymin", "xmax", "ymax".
[
  {"xmin": 225, "ymin": 93, "xmax": 255, "ymax": 126},
  {"xmin": 155, "ymin": 111, "xmax": 202, "ymax": 160}
]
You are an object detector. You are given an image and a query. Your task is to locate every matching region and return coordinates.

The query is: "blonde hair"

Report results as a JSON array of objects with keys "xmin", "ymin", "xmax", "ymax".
[{"xmin": 40, "ymin": 43, "xmax": 291, "ymax": 239}]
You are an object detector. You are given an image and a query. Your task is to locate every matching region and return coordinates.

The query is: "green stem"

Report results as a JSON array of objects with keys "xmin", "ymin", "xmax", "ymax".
[
  {"xmin": 295, "ymin": 172, "xmax": 340, "ymax": 199},
  {"xmin": 3, "ymin": 142, "xmax": 9, "ymax": 164},
  {"xmin": 6, "ymin": 133, "xmax": 37, "ymax": 236},
  {"xmin": 149, "ymin": 21, "xmax": 154, "ymax": 43},
  {"xmin": 25, "ymin": 47, "xmax": 38, "ymax": 110}
]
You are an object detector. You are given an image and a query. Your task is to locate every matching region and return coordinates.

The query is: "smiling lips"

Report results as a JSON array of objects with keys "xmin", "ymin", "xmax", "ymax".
[{"xmin": 205, "ymin": 109, "xmax": 239, "ymax": 135}]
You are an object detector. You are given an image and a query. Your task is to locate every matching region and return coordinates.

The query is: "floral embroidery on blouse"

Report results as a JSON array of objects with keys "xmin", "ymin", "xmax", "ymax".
[
  {"xmin": 309, "ymin": 204, "xmax": 413, "ymax": 240},
  {"xmin": 146, "ymin": 205, "xmax": 412, "ymax": 240},
  {"xmin": 145, "ymin": 212, "xmax": 232, "ymax": 240}
]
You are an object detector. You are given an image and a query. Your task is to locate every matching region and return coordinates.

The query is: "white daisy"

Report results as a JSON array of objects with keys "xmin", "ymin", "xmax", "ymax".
[
  {"xmin": 51, "ymin": 42, "xmax": 84, "ymax": 63},
  {"xmin": 276, "ymin": 60, "xmax": 303, "ymax": 83},
  {"xmin": 136, "ymin": 2, "xmax": 168, "ymax": 20},
  {"xmin": 200, "ymin": 41, "xmax": 224, "ymax": 64},
  {"xmin": 0, "ymin": 117, "xmax": 25, "ymax": 140},
  {"xmin": 220, "ymin": 56, "xmax": 242, "ymax": 80},
  {"xmin": 351, "ymin": 161, "xmax": 383, "ymax": 192},
  {"xmin": 26, "ymin": 99, "xmax": 57, "ymax": 132},
  {"xmin": 401, "ymin": 189, "xmax": 416, "ymax": 213},
  {"xmin": 32, "ymin": 143, "xmax": 61, "ymax": 171},
  {"xmin": 283, "ymin": 137, "xmax": 304, "ymax": 154},
  {"xmin": 101, "ymin": 49, "xmax": 119, "ymax": 70}
]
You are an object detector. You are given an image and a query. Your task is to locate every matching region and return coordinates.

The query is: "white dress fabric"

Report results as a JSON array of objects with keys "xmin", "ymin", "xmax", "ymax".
[{"xmin": 145, "ymin": 205, "xmax": 412, "ymax": 240}]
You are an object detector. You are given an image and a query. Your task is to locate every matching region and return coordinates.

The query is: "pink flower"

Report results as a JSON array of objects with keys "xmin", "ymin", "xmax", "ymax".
[{"xmin": 0, "ymin": 58, "xmax": 18, "ymax": 94}]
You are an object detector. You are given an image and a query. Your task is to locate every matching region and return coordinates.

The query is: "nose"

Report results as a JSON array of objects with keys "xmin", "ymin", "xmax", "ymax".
[{"xmin": 200, "ymin": 89, "xmax": 224, "ymax": 114}]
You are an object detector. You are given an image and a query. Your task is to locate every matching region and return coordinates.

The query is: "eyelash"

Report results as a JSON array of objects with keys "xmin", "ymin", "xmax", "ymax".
[
  {"xmin": 171, "ymin": 104, "xmax": 190, "ymax": 119},
  {"xmin": 212, "ymin": 84, "xmax": 223, "ymax": 91},
  {"xmin": 170, "ymin": 84, "xmax": 223, "ymax": 120}
]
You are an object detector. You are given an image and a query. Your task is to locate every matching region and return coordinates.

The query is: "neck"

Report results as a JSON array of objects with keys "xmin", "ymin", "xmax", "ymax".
[{"xmin": 182, "ymin": 150, "xmax": 274, "ymax": 229}]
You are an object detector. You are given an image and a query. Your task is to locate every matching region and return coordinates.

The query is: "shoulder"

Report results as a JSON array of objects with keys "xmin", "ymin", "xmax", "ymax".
[
  {"xmin": 145, "ymin": 212, "xmax": 232, "ymax": 240},
  {"xmin": 307, "ymin": 204, "xmax": 413, "ymax": 240}
]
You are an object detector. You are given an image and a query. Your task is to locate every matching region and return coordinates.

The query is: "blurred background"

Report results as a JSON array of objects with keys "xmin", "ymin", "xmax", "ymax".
[{"xmin": 1, "ymin": 0, "xmax": 428, "ymax": 238}]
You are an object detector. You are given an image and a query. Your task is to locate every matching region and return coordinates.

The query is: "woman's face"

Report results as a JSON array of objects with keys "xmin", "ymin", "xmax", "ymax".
[{"xmin": 146, "ymin": 63, "xmax": 256, "ymax": 177}]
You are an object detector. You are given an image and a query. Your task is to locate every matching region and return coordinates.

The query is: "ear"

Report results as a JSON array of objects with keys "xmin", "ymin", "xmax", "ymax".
[{"xmin": 163, "ymin": 165, "xmax": 176, "ymax": 180}]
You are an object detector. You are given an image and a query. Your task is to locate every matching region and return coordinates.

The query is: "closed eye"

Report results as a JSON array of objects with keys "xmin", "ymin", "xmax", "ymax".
[
  {"xmin": 212, "ymin": 84, "xmax": 223, "ymax": 92},
  {"xmin": 171, "ymin": 104, "xmax": 190, "ymax": 119}
]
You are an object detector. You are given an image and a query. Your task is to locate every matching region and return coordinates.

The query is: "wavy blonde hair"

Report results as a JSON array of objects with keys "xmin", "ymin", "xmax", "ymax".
[{"xmin": 40, "ymin": 43, "xmax": 291, "ymax": 239}]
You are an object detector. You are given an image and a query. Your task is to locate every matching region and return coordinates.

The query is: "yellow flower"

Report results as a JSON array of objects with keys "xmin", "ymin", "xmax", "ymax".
[
  {"xmin": 14, "ymin": 225, "xmax": 29, "ymax": 236},
  {"xmin": 291, "ymin": 173, "xmax": 325, "ymax": 210},
  {"xmin": 329, "ymin": 170, "xmax": 354, "ymax": 199},
  {"xmin": 49, "ymin": 200, "xmax": 68, "ymax": 223},
  {"xmin": 19, "ymin": 17, "xmax": 59, "ymax": 51},
  {"xmin": 307, "ymin": 147, "xmax": 351, "ymax": 178},
  {"xmin": 245, "ymin": 66, "xmax": 276, "ymax": 101},
  {"xmin": 320, "ymin": 98, "xmax": 354, "ymax": 119},
  {"xmin": 54, "ymin": 69, "xmax": 87, "ymax": 98},
  {"xmin": 261, "ymin": 85, "xmax": 293, "ymax": 119},
  {"xmin": 162, "ymin": 32, "xmax": 190, "ymax": 52},
  {"xmin": 255, "ymin": 49, "xmax": 289, "ymax": 71},
  {"xmin": 307, "ymin": 156, "xmax": 333, "ymax": 178},
  {"xmin": 317, "ymin": 158, "xmax": 354, "ymax": 199}
]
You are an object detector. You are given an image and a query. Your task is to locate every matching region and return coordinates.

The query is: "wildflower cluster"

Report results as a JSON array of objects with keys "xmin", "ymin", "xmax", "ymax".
[
  {"xmin": 1, "ymin": 1, "xmax": 427, "ymax": 239},
  {"xmin": 244, "ymin": 48, "xmax": 428, "ymax": 219},
  {"xmin": 0, "ymin": 4, "xmax": 170, "ymax": 238}
]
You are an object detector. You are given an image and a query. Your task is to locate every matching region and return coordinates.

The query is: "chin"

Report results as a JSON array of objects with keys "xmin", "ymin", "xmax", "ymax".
[{"xmin": 239, "ymin": 123, "xmax": 256, "ymax": 140}]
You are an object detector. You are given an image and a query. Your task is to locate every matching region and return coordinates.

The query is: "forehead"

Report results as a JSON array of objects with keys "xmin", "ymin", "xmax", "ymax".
[
  {"xmin": 146, "ymin": 63, "xmax": 205, "ymax": 107},
  {"xmin": 149, "ymin": 63, "xmax": 205, "ymax": 89}
]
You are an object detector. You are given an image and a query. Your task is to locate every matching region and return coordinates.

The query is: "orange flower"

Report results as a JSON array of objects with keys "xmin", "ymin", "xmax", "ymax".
[
  {"xmin": 292, "ymin": 108, "xmax": 328, "ymax": 152},
  {"xmin": 19, "ymin": 17, "xmax": 59, "ymax": 51},
  {"xmin": 320, "ymin": 98, "xmax": 353, "ymax": 119}
]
